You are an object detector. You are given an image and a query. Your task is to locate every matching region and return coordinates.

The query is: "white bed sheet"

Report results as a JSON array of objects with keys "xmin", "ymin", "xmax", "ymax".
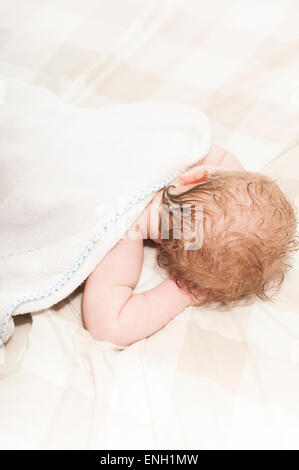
[{"xmin": 1, "ymin": 0, "xmax": 299, "ymax": 450}]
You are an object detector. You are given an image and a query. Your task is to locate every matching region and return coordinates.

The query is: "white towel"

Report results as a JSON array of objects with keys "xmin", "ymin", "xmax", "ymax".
[{"xmin": 0, "ymin": 78, "xmax": 212, "ymax": 345}]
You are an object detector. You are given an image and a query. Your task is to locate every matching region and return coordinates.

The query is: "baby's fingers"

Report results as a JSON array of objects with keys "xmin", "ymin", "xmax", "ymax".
[{"xmin": 179, "ymin": 169, "xmax": 208, "ymax": 185}]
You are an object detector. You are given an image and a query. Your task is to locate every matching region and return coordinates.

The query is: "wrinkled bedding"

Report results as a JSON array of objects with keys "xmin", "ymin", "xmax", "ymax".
[{"xmin": 0, "ymin": 0, "xmax": 299, "ymax": 450}]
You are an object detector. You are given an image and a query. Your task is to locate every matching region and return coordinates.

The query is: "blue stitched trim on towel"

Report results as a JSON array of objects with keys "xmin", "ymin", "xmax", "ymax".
[{"xmin": 0, "ymin": 161, "xmax": 197, "ymax": 343}]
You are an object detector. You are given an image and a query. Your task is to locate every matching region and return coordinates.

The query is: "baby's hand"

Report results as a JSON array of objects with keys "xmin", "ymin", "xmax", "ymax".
[
  {"xmin": 178, "ymin": 169, "xmax": 208, "ymax": 185},
  {"xmin": 199, "ymin": 145, "xmax": 245, "ymax": 171}
]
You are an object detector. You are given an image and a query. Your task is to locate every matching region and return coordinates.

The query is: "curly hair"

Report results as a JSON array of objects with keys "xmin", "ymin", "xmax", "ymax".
[{"xmin": 157, "ymin": 170, "xmax": 299, "ymax": 307}]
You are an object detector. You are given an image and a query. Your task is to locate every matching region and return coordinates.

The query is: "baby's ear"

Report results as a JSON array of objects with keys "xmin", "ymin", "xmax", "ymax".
[{"xmin": 179, "ymin": 169, "xmax": 208, "ymax": 185}]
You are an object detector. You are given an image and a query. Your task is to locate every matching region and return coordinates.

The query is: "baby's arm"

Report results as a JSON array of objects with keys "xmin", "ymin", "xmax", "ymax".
[
  {"xmin": 199, "ymin": 145, "xmax": 245, "ymax": 171},
  {"xmin": 82, "ymin": 223, "xmax": 192, "ymax": 347}
]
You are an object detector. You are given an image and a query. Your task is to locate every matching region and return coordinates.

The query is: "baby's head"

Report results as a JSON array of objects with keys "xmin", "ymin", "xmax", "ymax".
[{"xmin": 157, "ymin": 169, "xmax": 298, "ymax": 307}]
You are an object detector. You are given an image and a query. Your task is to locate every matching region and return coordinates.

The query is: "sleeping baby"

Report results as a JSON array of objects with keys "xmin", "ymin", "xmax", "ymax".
[{"xmin": 82, "ymin": 146, "xmax": 298, "ymax": 346}]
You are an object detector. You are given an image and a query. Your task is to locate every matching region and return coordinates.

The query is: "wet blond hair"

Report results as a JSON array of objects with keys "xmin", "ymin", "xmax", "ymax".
[{"xmin": 157, "ymin": 170, "xmax": 299, "ymax": 307}]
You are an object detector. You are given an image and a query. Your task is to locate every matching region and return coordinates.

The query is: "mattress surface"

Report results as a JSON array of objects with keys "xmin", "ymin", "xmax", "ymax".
[{"xmin": 0, "ymin": 0, "xmax": 299, "ymax": 449}]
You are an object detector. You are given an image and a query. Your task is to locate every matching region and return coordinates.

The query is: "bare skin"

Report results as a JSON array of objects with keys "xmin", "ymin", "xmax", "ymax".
[{"xmin": 82, "ymin": 146, "xmax": 245, "ymax": 346}]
